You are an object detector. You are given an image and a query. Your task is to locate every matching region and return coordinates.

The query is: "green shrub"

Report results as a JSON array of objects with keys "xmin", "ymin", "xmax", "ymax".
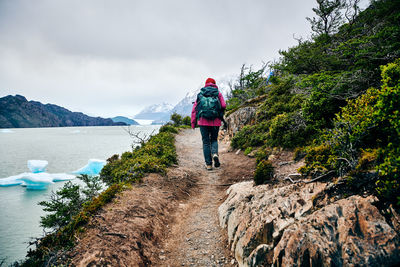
[
  {"xmin": 244, "ymin": 147, "xmax": 253, "ymax": 155},
  {"xmin": 170, "ymin": 112, "xmax": 183, "ymax": 126},
  {"xmin": 301, "ymin": 59, "xmax": 400, "ymax": 205},
  {"xmin": 159, "ymin": 124, "xmax": 179, "ymax": 134},
  {"xmin": 182, "ymin": 116, "xmax": 191, "ymax": 126},
  {"xmin": 100, "ymin": 132, "xmax": 177, "ymax": 185},
  {"xmin": 254, "ymin": 160, "xmax": 274, "ymax": 185}
]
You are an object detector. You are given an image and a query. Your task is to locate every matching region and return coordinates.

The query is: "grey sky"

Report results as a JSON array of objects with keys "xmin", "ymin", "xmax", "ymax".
[{"xmin": 1, "ymin": 0, "xmax": 327, "ymax": 117}]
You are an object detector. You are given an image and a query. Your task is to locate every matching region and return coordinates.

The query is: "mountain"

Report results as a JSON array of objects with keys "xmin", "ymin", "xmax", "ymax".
[
  {"xmin": 111, "ymin": 116, "xmax": 139, "ymax": 125},
  {"xmin": 0, "ymin": 95, "xmax": 125, "ymax": 128},
  {"xmin": 134, "ymin": 102, "xmax": 173, "ymax": 123}
]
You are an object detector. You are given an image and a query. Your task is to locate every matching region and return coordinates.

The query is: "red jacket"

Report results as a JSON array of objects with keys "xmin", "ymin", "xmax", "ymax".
[{"xmin": 191, "ymin": 83, "xmax": 226, "ymax": 128}]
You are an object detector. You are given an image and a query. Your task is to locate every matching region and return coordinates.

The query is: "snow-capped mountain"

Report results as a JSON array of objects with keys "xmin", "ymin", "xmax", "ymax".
[{"xmin": 134, "ymin": 102, "xmax": 174, "ymax": 122}]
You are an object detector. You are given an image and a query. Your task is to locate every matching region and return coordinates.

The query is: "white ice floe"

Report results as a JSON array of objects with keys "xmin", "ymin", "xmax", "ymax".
[
  {"xmin": 0, "ymin": 172, "xmax": 76, "ymax": 189},
  {"xmin": 18, "ymin": 173, "xmax": 54, "ymax": 190},
  {"xmin": 72, "ymin": 159, "xmax": 106, "ymax": 175},
  {"xmin": 27, "ymin": 160, "xmax": 48, "ymax": 173},
  {"xmin": 0, "ymin": 174, "xmax": 24, "ymax": 187},
  {"xmin": 1, "ymin": 129, "xmax": 14, "ymax": 133},
  {"xmin": 0, "ymin": 159, "xmax": 76, "ymax": 189}
]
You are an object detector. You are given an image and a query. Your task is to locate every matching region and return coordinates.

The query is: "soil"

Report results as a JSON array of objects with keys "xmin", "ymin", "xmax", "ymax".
[{"xmin": 67, "ymin": 129, "xmax": 255, "ymax": 266}]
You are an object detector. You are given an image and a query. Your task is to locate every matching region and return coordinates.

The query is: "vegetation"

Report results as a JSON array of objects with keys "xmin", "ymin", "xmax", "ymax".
[
  {"xmin": 23, "ymin": 124, "xmax": 180, "ymax": 265},
  {"xmin": 100, "ymin": 131, "xmax": 177, "ymax": 185},
  {"xmin": 226, "ymin": 0, "xmax": 400, "ymax": 205}
]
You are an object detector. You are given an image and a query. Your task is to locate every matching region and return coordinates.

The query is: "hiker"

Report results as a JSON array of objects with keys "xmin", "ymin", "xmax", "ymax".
[{"xmin": 191, "ymin": 78, "xmax": 226, "ymax": 170}]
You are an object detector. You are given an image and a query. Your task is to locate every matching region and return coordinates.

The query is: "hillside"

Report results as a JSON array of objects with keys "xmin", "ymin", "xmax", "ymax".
[{"xmin": 0, "ymin": 95, "xmax": 124, "ymax": 128}]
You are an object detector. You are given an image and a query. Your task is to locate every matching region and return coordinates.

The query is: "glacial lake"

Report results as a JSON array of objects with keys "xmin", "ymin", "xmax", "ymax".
[{"xmin": 0, "ymin": 125, "xmax": 160, "ymax": 265}]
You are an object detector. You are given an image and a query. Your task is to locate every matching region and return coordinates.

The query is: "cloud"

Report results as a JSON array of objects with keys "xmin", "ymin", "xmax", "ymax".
[{"xmin": 0, "ymin": 0, "xmax": 321, "ymax": 117}]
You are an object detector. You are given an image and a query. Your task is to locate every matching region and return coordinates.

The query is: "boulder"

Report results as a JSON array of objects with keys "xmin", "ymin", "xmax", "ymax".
[
  {"xmin": 219, "ymin": 182, "xmax": 400, "ymax": 267},
  {"xmin": 273, "ymin": 195, "xmax": 400, "ymax": 266},
  {"xmin": 225, "ymin": 107, "xmax": 257, "ymax": 138},
  {"xmin": 218, "ymin": 181, "xmax": 326, "ymax": 266}
]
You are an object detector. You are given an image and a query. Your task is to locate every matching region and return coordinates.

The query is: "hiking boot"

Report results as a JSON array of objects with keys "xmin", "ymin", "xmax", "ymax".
[
  {"xmin": 213, "ymin": 154, "xmax": 220, "ymax": 168},
  {"xmin": 206, "ymin": 165, "xmax": 213, "ymax": 171}
]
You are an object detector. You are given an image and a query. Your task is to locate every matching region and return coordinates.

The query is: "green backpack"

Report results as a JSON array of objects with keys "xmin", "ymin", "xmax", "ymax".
[{"xmin": 196, "ymin": 86, "xmax": 222, "ymax": 120}]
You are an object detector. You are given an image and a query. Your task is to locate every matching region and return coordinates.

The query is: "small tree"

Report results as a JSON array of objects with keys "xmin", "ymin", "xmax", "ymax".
[
  {"xmin": 170, "ymin": 112, "xmax": 183, "ymax": 126},
  {"xmin": 39, "ymin": 175, "xmax": 103, "ymax": 231},
  {"xmin": 306, "ymin": 0, "xmax": 345, "ymax": 36},
  {"xmin": 182, "ymin": 116, "xmax": 191, "ymax": 126}
]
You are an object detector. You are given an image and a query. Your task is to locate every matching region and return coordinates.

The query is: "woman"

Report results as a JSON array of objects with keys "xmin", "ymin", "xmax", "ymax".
[{"xmin": 191, "ymin": 78, "xmax": 226, "ymax": 170}]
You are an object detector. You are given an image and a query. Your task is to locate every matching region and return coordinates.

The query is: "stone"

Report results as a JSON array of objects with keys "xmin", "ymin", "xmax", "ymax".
[
  {"xmin": 225, "ymin": 107, "xmax": 257, "ymax": 138},
  {"xmin": 273, "ymin": 195, "xmax": 400, "ymax": 266},
  {"xmin": 219, "ymin": 181, "xmax": 400, "ymax": 267},
  {"xmin": 218, "ymin": 181, "xmax": 326, "ymax": 266}
]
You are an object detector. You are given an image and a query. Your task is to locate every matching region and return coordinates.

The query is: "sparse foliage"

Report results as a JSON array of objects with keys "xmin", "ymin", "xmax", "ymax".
[{"xmin": 306, "ymin": 0, "xmax": 345, "ymax": 36}]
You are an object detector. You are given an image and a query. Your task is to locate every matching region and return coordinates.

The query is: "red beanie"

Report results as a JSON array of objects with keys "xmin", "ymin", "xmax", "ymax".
[{"xmin": 205, "ymin": 78, "xmax": 216, "ymax": 86}]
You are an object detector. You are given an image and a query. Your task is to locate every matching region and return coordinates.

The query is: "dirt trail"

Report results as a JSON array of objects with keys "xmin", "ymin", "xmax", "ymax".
[
  {"xmin": 155, "ymin": 129, "xmax": 238, "ymax": 267},
  {"xmin": 68, "ymin": 128, "xmax": 255, "ymax": 266}
]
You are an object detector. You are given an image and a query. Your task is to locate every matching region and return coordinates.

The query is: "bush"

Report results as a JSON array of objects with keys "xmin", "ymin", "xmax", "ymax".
[
  {"xmin": 100, "ymin": 132, "xmax": 177, "ymax": 185},
  {"xmin": 301, "ymin": 59, "xmax": 400, "ymax": 205},
  {"xmin": 159, "ymin": 124, "xmax": 179, "ymax": 134},
  {"xmin": 182, "ymin": 116, "xmax": 191, "ymax": 126},
  {"xmin": 39, "ymin": 175, "xmax": 103, "ymax": 231},
  {"xmin": 170, "ymin": 112, "xmax": 183, "ymax": 126},
  {"xmin": 254, "ymin": 160, "xmax": 274, "ymax": 185}
]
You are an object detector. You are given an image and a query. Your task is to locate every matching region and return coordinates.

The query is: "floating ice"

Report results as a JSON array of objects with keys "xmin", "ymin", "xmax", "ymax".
[
  {"xmin": 71, "ymin": 129, "xmax": 81, "ymax": 134},
  {"xmin": 73, "ymin": 159, "xmax": 106, "ymax": 175},
  {"xmin": 0, "ymin": 160, "xmax": 76, "ymax": 189},
  {"xmin": 0, "ymin": 174, "xmax": 24, "ymax": 187},
  {"xmin": 27, "ymin": 160, "xmax": 48, "ymax": 173},
  {"xmin": 18, "ymin": 173, "xmax": 54, "ymax": 190},
  {"xmin": 0, "ymin": 172, "xmax": 75, "ymax": 189},
  {"xmin": 1, "ymin": 129, "xmax": 14, "ymax": 133}
]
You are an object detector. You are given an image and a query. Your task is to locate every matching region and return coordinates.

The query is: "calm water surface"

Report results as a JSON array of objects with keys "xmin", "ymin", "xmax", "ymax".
[{"xmin": 0, "ymin": 125, "xmax": 159, "ymax": 264}]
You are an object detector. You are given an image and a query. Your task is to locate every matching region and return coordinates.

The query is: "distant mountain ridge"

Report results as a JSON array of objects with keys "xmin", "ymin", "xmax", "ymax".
[
  {"xmin": 0, "ymin": 95, "xmax": 125, "ymax": 128},
  {"xmin": 111, "ymin": 116, "xmax": 139, "ymax": 125}
]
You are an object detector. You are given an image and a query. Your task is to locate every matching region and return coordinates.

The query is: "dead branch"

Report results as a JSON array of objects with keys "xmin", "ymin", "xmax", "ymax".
[
  {"xmin": 305, "ymin": 170, "xmax": 335, "ymax": 184},
  {"xmin": 122, "ymin": 126, "xmax": 155, "ymax": 147},
  {"xmin": 284, "ymin": 177, "xmax": 303, "ymax": 184}
]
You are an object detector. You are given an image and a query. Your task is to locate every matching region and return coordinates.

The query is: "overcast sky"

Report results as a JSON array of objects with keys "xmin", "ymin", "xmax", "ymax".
[{"xmin": 1, "ymin": 0, "xmax": 333, "ymax": 117}]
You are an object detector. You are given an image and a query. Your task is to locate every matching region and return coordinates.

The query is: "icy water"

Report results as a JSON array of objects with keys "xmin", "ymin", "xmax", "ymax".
[{"xmin": 0, "ymin": 125, "xmax": 159, "ymax": 265}]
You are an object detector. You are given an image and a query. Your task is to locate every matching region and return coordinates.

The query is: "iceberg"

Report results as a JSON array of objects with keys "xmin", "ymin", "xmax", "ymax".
[
  {"xmin": 0, "ymin": 160, "xmax": 76, "ymax": 189},
  {"xmin": 0, "ymin": 172, "xmax": 75, "ymax": 189},
  {"xmin": 18, "ymin": 173, "xmax": 54, "ymax": 190},
  {"xmin": 0, "ymin": 174, "xmax": 24, "ymax": 187},
  {"xmin": 72, "ymin": 159, "xmax": 106, "ymax": 175},
  {"xmin": 27, "ymin": 160, "xmax": 48, "ymax": 173}
]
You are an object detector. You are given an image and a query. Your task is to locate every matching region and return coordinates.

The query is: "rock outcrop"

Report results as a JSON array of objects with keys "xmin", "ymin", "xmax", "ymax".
[
  {"xmin": 225, "ymin": 107, "xmax": 257, "ymax": 138},
  {"xmin": 219, "ymin": 181, "xmax": 400, "ymax": 267}
]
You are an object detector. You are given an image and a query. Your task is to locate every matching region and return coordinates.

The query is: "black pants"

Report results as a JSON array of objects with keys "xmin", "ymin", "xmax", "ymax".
[{"xmin": 199, "ymin": 126, "xmax": 219, "ymax": 165}]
